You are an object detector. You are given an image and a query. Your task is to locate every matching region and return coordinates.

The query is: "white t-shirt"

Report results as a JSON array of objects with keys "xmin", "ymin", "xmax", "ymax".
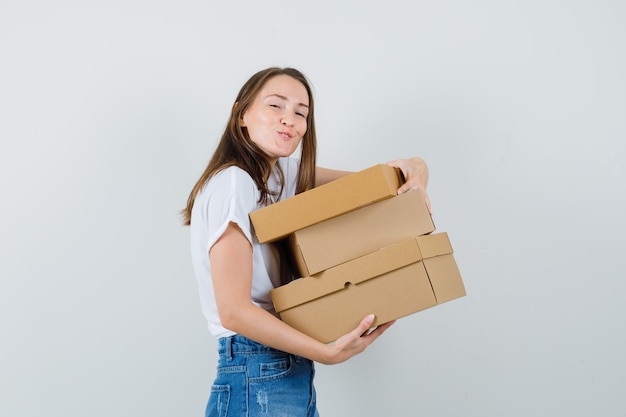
[{"xmin": 189, "ymin": 157, "xmax": 299, "ymax": 338}]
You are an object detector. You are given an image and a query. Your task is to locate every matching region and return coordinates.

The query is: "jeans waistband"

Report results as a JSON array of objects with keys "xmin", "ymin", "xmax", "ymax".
[{"xmin": 217, "ymin": 334, "xmax": 285, "ymax": 357}]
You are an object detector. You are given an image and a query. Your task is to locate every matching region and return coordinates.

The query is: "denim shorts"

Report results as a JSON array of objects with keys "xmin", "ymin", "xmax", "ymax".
[{"xmin": 206, "ymin": 335, "xmax": 319, "ymax": 417}]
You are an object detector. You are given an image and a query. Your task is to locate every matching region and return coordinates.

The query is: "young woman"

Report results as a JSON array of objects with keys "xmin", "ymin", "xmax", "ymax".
[{"xmin": 182, "ymin": 67, "xmax": 429, "ymax": 417}]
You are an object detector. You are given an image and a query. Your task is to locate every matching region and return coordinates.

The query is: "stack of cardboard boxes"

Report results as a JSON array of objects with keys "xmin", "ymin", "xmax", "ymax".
[{"xmin": 249, "ymin": 164, "xmax": 465, "ymax": 343}]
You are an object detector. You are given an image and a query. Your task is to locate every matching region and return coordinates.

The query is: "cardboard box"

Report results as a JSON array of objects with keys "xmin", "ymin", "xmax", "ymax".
[
  {"xmin": 249, "ymin": 164, "xmax": 404, "ymax": 243},
  {"xmin": 287, "ymin": 189, "xmax": 434, "ymax": 277},
  {"xmin": 271, "ymin": 233, "xmax": 465, "ymax": 343}
]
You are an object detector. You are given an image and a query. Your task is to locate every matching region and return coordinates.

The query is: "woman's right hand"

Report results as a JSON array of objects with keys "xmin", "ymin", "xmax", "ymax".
[{"xmin": 319, "ymin": 314, "xmax": 396, "ymax": 365}]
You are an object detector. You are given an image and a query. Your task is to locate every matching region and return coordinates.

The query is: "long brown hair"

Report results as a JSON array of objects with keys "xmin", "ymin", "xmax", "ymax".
[{"xmin": 181, "ymin": 67, "xmax": 317, "ymax": 226}]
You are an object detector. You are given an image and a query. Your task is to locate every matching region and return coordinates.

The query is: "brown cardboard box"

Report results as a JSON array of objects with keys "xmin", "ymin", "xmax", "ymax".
[
  {"xmin": 271, "ymin": 233, "xmax": 465, "ymax": 343},
  {"xmin": 249, "ymin": 164, "xmax": 403, "ymax": 243},
  {"xmin": 287, "ymin": 189, "xmax": 434, "ymax": 277}
]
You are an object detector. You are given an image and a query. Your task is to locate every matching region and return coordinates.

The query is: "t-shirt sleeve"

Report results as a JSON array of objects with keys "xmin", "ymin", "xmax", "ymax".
[{"xmin": 205, "ymin": 168, "xmax": 259, "ymax": 252}]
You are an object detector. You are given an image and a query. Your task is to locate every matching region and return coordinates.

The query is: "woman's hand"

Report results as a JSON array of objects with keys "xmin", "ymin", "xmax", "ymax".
[
  {"xmin": 387, "ymin": 157, "xmax": 431, "ymax": 213},
  {"xmin": 320, "ymin": 315, "xmax": 396, "ymax": 365}
]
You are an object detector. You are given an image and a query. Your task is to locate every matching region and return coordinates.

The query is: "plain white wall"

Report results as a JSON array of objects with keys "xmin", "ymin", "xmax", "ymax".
[{"xmin": 1, "ymin": 1, "xmax": 624, "ymax": 416}]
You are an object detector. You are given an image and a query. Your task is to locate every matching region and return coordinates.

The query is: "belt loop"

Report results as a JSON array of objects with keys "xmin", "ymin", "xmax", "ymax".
[{"xmin": 225, "ymin": 336, "xmax": 233, "ymax": 362}]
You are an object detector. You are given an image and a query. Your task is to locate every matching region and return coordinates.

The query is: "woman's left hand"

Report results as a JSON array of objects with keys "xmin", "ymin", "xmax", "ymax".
[{"xmin": 387, "ymin": 157, "xmax": 431, "ymax": 213}]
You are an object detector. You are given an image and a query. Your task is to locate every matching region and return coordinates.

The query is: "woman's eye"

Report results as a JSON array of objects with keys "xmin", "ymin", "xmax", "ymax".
[
  {"xmin": 296, "ymin": 112, "xmax": 306, "ymax": 118},
  {"xmin": 269, "ymin": 104, "xmax": 281, "ymax": 109}
]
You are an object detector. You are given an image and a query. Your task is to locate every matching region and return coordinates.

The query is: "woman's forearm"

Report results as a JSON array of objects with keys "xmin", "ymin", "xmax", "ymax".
[{"xmin": 315, "ymin": 166, "xmax": 352, "ymax": 187}]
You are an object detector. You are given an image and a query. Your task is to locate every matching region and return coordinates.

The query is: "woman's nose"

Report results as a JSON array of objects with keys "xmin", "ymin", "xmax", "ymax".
[{"xmin": 281, "ymin": 114, "xmax": 294, "ymax": 126}]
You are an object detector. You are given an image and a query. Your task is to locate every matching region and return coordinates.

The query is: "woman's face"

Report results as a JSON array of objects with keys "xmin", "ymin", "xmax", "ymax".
[{"xmin": 241, "ymin": 74, "xmax": 309, "ymax": 166}]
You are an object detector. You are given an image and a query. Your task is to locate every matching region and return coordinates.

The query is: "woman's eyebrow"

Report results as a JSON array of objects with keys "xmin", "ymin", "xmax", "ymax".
[{"xmin": 267, "ymin": 94, "xmax": 309, "ymax": 108}]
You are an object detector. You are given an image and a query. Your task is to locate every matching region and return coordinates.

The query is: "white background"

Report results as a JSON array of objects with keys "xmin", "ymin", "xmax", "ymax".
[{"xmin": 1, "ymin": 1, "xmax": 625, "ymax": 416}]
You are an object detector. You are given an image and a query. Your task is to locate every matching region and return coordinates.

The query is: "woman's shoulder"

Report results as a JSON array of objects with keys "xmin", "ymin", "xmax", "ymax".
[
  {"xmin": 209, "ymin": 165, "xmax": 257, "ymax": 191},
  {"xmin": 193, "ymin": 166, "xmax": 258, "ymax": 207}
]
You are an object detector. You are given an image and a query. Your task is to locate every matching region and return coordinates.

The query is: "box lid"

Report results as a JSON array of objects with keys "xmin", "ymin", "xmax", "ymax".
[
  {"xmin": 249, "ymin": 164, "xmax": 403, "ymax": 243},
  {"xmin": 271, "ymin": 232, "xmax": 453, "ymax": 313}
]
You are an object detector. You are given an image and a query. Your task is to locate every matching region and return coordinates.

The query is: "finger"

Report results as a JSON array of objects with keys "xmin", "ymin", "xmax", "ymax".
[
  {"xmin": 396, "ymin": 182, "xmax": 410, "ymax": 195},
  {"xmin": 385, "ymin": 160, "xmax": 403, "ymax": 169},
  {"xmin": 353, "ymin": 314, "xmax": 375, "ymax": 337},
  {"xmin": 386, "ymin": 161, "xmax": 410, "ymax": 184},
  {"xmin": 362, "ymin": 320, "xmax": 396, "ymax": 343},
  {"xmin": 397, "ymin": 182, "xmax": 424, "ymax": 195}
]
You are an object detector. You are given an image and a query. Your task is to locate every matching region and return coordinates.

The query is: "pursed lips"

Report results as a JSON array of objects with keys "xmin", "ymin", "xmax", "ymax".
[{"xmin": 277, "ymin": 130, "xmax": 294, "ymax": 140}]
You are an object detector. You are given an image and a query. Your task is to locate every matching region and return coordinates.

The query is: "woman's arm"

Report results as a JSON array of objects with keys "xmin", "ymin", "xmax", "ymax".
[
  {"xmin": 210, "ymin": 222, "xmax": 394, "ymax": 365},
  {"xmin": 314, "ymin": 166, "xmax": 352, "ymax": 187}
]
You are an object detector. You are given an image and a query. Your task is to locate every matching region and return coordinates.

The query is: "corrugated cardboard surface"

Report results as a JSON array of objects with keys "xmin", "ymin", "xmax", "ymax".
[
  {"xmin": 287, "ymin": 189, "xmax": 434, "ymax": 277},
  {"xmin": 271, "ymin": 233, "xmax": 465, "ymax": 343},
  {"xmin": 249, "ymin": 164, "xmax": 403, "ymax": 243}
]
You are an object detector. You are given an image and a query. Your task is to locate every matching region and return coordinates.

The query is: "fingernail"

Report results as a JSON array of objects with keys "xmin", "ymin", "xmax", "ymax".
[{"xmin": 366, "ymin": 314, "xmax": 375, "ymax": 324}]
